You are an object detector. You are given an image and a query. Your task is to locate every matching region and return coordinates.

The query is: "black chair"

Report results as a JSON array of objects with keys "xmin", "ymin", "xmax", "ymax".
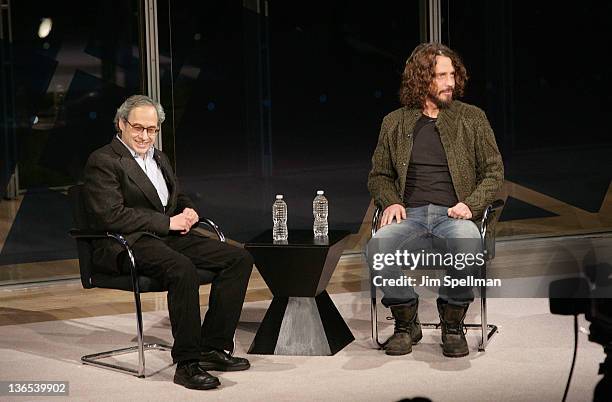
[
  {"xmin": 369, "ymin": 200, "xmax": 505, "ymax": 352},
  {"xmin": 69, "ymin": 184, "xmax": 226, "ymax": 378}
]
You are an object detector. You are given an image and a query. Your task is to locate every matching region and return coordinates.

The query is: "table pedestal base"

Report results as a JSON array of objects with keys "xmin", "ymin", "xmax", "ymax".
[{"xmin": 248, "ymin": 291, "xmax": 354, "ymax": 355}]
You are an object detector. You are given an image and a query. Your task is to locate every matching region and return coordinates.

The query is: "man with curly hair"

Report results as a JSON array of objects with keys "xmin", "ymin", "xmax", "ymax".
[{"xmin": 367, "ymin": 43, "xmax": 504, "ymax": 357}]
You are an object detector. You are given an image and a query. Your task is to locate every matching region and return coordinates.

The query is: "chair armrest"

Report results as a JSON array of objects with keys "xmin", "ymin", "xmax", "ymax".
[
  {"xmin": 69, "ymin": 229, "xmax": 137, "ymax": 276},
  {"xmin": 69, "ymin": 229, "xmax": 130, "ymax": 247},
  {"xmin": 69, "ymin": 228, "xmax": 110, "ymax": 239},
  {"xmin": 480, "ymin": 199, "xmax": 505, "ymax": 238},
  {"xmin": 372, "ymin": 207, "xmax": 382, "ymax": 237},
  {"xmin": 479, "ymin": 199, "xmax": 505, "ymax": 261},
  {"xmin": 490, "ymin": 199, "xmax": 505, "ymax": 210},
  {"xmin": 198, "ymin": 218, "xmax": 226, "ymax": 243}
]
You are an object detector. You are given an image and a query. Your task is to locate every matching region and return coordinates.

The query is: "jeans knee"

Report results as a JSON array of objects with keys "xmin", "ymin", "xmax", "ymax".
[{"xmin": 453, "ymin": 220, "xmax": 481, "ymax": 239}]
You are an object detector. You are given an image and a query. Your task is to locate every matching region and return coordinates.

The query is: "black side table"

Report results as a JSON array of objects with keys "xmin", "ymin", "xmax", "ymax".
[{"xmin": 245, "ymin": 229, "xmax": 354, "ymax": 355}]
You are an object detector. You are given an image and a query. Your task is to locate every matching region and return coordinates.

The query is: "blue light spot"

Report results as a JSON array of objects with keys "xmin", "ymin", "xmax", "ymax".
[
  {"xmin": 319, "ymin": 94, "xmax": 327, "ymax": 103},
  {"xmin": 207, "ymin": 102, "xmax": 215, "ymax": 111},
  {"xmin": 89, "ymin": 111, "xmax": 97, "ymax": 120}
]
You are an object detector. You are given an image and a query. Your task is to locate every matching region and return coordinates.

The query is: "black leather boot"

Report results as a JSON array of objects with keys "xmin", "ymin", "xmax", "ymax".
[
  {"xmin": 384, "ymin": 302, "xmax": 422, "ymax": 355},
  {"xmin": 437, "ymin": 300, "xmax": 469, "ymax": 357}
]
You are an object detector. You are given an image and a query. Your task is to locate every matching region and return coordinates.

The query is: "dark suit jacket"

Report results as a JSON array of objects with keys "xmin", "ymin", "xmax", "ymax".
[{"xmin": 83, "ymin": 137, "xmax": 197, "ymax": 274}]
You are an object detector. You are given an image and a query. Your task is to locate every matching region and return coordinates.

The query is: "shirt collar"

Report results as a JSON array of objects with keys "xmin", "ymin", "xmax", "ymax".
[{"xmin": 116, "ymin": 134, "xmax": 155, "ymax": 160}]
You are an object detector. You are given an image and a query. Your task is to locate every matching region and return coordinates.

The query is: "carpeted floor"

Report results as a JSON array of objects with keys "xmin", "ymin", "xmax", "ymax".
[{"xmin": 0, "ymin": 292, "xmax": 605, "ymax": 401}]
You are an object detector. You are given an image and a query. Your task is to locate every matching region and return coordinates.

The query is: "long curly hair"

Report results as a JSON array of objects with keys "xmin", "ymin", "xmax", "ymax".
[{"xmin": 399, "ymin": 43, "xmax": 468, "ymax": 108}]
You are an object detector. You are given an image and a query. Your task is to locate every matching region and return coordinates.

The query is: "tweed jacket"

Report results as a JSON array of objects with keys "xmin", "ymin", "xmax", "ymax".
[
  {"xmin": 368, "ymin": 100, "xmax": 504, "ymax": 221},
  {"xmin": 82, "ymin": 137, "xmax": 197, "ymax": 274}
]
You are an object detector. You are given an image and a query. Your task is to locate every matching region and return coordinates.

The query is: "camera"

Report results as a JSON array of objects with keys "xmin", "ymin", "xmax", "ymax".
[{"xmin": 549, "ymin": 262, "xmax": 612, "ymax": 401}]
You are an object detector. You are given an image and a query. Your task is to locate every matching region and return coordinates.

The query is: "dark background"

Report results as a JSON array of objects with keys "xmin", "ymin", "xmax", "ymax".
[{"xmin": 1, "ymin": 0, "xmax": 610, "ymax": 266}]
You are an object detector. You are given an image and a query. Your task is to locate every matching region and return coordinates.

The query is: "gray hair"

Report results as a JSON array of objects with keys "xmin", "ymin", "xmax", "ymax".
[{"xmin": 114, "ymin": 94, "xmax": 165, "ymax": 132}]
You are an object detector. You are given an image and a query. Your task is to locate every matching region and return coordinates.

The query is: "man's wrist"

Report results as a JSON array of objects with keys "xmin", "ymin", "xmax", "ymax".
[{"xmin": 461, "ymin": 201, "xmax": 479, "ymax": 218}]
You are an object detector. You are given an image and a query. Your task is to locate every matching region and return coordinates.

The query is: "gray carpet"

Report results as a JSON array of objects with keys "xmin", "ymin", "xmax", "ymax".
[{"xmin": 0, "ymin": 292, "xmax": 604, "ymax": 401}]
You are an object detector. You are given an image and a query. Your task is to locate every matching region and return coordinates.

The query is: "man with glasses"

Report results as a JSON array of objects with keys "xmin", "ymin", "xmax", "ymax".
[{"xmin": 83, "ymin": 95, "xmax": 253, "ymax": 390}]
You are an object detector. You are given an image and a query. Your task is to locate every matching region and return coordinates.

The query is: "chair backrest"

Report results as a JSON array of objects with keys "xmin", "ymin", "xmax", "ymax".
[{"xmin": 68, "ymin": 184, "xmax": 96, "ymax": 289}]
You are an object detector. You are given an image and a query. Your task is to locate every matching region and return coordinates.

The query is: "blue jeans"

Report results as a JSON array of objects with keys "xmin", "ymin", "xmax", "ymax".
[{"xmin": 366, "ymin": 204, "xmax": 483, "ymax": 307}]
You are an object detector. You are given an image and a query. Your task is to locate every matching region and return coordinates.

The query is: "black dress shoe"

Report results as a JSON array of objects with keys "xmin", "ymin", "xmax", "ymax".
[
  {"xmin": 199, "ymin": 349, "xmax": 251, "ymax": 372},
  {"xmin": 174, "ymin": 361, "xmax": 220, "ymax": 390}
]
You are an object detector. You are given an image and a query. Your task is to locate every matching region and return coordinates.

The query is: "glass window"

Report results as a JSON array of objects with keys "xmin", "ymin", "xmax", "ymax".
[{"xmin": 446, "ymin": 0, "xmax": 612, "ymax": 238}]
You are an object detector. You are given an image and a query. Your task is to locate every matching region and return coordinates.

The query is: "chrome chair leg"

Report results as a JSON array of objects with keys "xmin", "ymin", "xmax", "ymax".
[
  {"xmin": 128, "ymin": 248, "xmax": 146, "ymax": 377},
  {"xmin": 80, "ymin": 292, "xmax": 172, "ymax": 378},
  {"xmin": 476, "ymin": 287, "xmax": 499, "ymax": 352},
  {"xmin": 81, "ymin": 248, "xmax": 172, "ymax": 378},
  {"xmin": 81, "ymin": 344, "xmax": 173, "ymax": 377},
  {"xmin": 371, "ymin": 293, "xmax": 385, "ymax": 349},
  {"xmin": 480, "ymin": 283, "xmax": 487, "ymax": 351}
]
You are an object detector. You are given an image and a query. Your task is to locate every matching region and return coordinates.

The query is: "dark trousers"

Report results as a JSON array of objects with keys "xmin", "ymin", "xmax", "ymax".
[{"xmin": 121, "ymin": 232, "xmax": 253, "ymax": 363}]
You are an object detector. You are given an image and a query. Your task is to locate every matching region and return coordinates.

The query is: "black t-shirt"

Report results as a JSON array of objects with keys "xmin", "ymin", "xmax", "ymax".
[{"xmin": 403, "ymin": 115, "xmax": 458, "ymax": 208}]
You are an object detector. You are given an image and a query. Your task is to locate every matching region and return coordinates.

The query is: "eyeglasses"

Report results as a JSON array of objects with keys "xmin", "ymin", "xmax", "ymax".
[{"xmin": 125, "ymin": 119, "xmax": 160, "ymax": 136}]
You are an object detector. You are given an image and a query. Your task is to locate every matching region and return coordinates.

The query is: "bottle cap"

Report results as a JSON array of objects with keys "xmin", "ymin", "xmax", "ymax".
[
  {"xmin": 317, "ymin": 190, "xmax": 324, "ymax": 195},
  {"xmin": 276, "ymin": 194, "xmax": 283, "ymax": 199}
]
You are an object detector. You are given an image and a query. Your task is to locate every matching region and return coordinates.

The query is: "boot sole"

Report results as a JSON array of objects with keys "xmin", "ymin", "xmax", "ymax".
[
  {"xmin": 442, "ymin": 350, "xmax": 469, "ymax": 358},
  {"xmin": 385, "ymin": 350, "xmax": 412, "ymax": 356},
  {"xmin": 382, "ymin": 337, "xmax": 420, "ymax": 347}
]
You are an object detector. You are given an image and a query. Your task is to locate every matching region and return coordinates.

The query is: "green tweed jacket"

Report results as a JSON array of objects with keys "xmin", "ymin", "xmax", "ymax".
[{"xmin": 368, "ymin": 100, "xmax": 504, "ymax": 221}]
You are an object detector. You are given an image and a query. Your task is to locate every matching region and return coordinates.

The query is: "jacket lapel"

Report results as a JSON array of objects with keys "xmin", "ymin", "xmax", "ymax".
[
  {"xmin": 154, "ymin": 150, "xmax": 177, "ymax": 212},
  {"xmin": 111, "ymin": 138, "xmax": 165, "ymax": 213},
  {"xmin": 400, "ymin": 107, "xmax": 422, "ymax": 143},
  {"xmin": 436, "ymin": 101, "xmax": 460, "ymax": 146}
]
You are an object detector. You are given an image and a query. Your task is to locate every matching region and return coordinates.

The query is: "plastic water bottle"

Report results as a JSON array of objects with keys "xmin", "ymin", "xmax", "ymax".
[
  {"xmin": 313, "ymin": 190, "xmax": 328, "ymax": 237},
  {"xmin": 272, "ymin": 194, "xmax": 288, "ymax": 241}
]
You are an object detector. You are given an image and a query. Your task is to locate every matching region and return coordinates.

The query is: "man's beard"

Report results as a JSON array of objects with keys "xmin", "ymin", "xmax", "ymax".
[{"xmin": 428, "ymin": 89, "xmax": 453, "ymax": 109}]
